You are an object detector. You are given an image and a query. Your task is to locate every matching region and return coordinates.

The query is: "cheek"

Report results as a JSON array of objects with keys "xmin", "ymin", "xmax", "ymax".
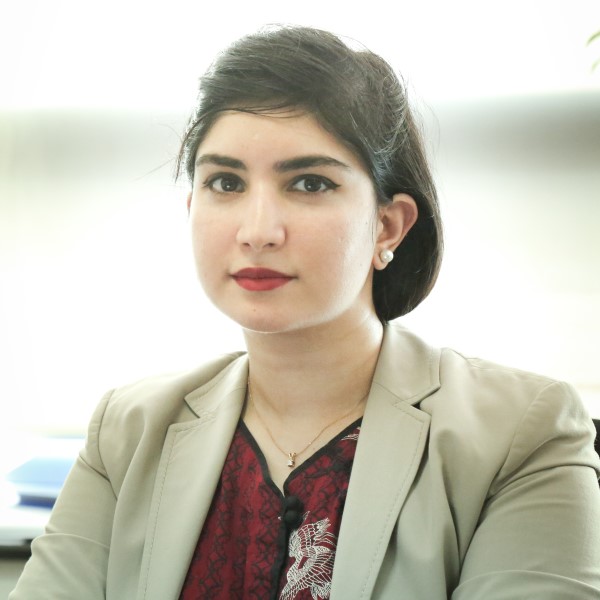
[
  {"xmin": 315, "ymin": 215, "xmax": 376, "ymax": 279},
  {"xmin": 338, "ymin": 213, "xmax": 377, "ymax": 261},
  {"xmin": 189, "ymin": 210, "xmax": 228, "ymax": 273}
]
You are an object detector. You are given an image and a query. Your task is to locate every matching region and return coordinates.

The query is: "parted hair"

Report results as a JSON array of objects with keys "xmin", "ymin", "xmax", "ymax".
[{"xmin": 177, "ymin": 25, "xmax": 443, "ymax": 321}]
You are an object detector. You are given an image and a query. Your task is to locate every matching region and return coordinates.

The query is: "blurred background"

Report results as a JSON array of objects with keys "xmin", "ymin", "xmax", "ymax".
[
  {"xmin": 1, "ymin": 0, "xmax": 599, "ymax": 589},
  {"xmin": 1, "ymin": 0, "xmax": 599, "ymax": 438}
]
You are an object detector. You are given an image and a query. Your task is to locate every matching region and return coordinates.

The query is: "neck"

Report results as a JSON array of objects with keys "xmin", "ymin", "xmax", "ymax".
[{"xmin": 243, "ymin": 312, "xmax": 384, "ymax": 421}]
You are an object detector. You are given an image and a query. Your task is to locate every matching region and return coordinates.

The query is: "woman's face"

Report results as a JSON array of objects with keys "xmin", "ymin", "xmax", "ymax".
[{"xmin": 188, "ymin": 110, "xmax": 386, "ymax": 335}]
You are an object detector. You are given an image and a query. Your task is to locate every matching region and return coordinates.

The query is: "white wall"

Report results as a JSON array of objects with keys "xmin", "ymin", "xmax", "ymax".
[{"xmin": 1, "ymin": 0, "xmax": 599, "ymax": 434}]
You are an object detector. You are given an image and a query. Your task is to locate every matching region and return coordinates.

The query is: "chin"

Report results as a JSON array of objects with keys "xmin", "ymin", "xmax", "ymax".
[
  {"xmin": 220, "ymin": 306, "xmax": 316, "ymax": 336},
  {"xmin": 237, "ymin": 316, "xmax": 306, "ymax": 336},
  {"xmin": 237, "ymin": 309, "xmax": 362, "ymax": 338},
  {"xmin": 213, "ymin": 294, "xmax": 371, "ymax": 337}
]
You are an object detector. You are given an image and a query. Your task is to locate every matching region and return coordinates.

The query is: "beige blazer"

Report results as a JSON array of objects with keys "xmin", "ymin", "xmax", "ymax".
[{"xmin": 11, "ymin": 323, "xmax": 600, "ymax": 599}]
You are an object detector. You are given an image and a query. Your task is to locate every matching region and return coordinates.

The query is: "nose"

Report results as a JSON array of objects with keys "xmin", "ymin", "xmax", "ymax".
[{"xmin": 236, "ymin": 188, "xmax": 286, "ymax": 251}]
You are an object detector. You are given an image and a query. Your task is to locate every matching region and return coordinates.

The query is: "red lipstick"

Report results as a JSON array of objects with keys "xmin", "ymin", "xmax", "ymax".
[{"xmin": 232, "ymin": 268, "xmax": 294, "ymax": 291}]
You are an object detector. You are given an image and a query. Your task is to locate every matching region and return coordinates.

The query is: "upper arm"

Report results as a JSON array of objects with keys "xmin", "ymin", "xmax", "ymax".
[
  {"xmin": 454, "ymin": 381, "xmax": 600, "ymax": 599},
  {"xmin": 9, "ymin": 391, "xmax": 116, "ymax": 599}
]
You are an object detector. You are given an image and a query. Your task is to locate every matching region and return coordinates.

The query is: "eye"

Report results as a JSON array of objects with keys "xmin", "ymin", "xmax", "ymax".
[
  {"xmin": 289, "ymin": 175, "xmax": 340, "ymax": 193},
  {"xmin": 204, "ymin": 174, "xmax": 244, "ymax": 193}
]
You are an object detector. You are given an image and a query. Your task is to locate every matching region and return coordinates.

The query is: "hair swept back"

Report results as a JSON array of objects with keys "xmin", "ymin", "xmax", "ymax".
[{"xmin": 177, "ymin": 25, "xmax": 443, "ymax": 321}]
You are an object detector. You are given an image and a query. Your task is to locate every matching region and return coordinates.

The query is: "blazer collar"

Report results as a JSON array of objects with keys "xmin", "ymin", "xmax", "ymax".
[
  {"xmin": 137, "ymin": 354, "xmax": 249, "ymax": 600},
  {"xmin": 372, "ymin": 322, "xmax": 441, "ymax": 407},
  {"xmin": 137, "ymin": 323, "xmax": 440, "ymax": 599},
  {"xmin": 330, "ymin": 322, "xmax": 441, "ymax": 599}
]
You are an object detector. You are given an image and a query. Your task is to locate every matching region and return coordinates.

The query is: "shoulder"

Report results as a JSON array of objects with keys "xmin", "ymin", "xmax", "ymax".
[
  {"xmin": 433, "ymin": 346, "xmax": 596, "ymax": 464},
  {"xmin": 382, "ymin": 321, "xmax": 599, "ymax": 477},
  {"xmin": 81, "ymin": 351, "xmax": 247, "ymax": 485},
  {"xmin": 441, "ymin": 359, "xmax": 599, "ymax": 494},
  {"xmin": 434, "ymin": 344, "xmax": 591, "ymax": 447},
  {"xmin": 438, "ymin": 344, "xmax": 568, "ymax": 410},
  {"xmin": 383, "ymin": 320, "xmax": 581, "ymax": 411},
  {"xmin": 100, "ymin": 351, "xmax": 246, "ymax": 424},
  {"xmin": 381, "ymin": 321, "xmax": 565, "ymax": 408}
]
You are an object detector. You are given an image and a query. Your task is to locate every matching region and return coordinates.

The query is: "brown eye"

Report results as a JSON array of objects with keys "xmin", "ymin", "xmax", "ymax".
[
  {"xmin": 289, "ymin": 175, "xmax": 339, "ymax": 193},
  {"xmin": 205, "ymin": 174, "xmax": 244, "ymax": 193}
]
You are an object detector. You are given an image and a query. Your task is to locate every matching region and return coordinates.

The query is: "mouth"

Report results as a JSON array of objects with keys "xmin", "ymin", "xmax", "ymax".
[{"xmin": 231, "ymin": 268, "xmax": 294, "ymax": 291}]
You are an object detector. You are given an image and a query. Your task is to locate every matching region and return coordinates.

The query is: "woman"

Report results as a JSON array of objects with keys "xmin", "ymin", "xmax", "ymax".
[{"xmin": 11, "ymin": 25, "xmax": 600, "ymax": 599}]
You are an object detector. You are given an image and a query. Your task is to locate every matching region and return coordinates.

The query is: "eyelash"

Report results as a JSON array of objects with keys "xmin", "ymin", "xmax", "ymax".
[
  {"xmin": 289, "ymin": 175, "xmax": 340, "ymax": 193},
  {"xmin": 202, "ymin": 173, "xmax": 340, "ymax": 195},
  {"xmin": 203, "ymin": 173, "xmax": 244, "ymax": 194}
]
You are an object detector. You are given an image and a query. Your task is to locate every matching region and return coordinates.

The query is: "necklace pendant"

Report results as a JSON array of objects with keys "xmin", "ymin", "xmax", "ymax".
[{"xmin": 287, "ymin": 452, "xmax": 297, "ymax": 468}]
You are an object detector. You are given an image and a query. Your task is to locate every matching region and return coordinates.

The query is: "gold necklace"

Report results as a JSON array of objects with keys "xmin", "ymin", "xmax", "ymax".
[{"xmin": 247, "ymin": 382, "xmax": 367, "ymax": 468}]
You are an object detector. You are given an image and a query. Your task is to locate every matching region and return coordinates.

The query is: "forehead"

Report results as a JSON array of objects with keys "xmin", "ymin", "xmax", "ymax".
[{"xmin": 196, "ymin": 110, "xmax": 364, "ymax": 170}]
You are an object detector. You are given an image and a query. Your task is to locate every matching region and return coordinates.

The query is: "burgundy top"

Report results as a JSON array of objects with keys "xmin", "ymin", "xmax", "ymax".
[{"xmin": 179, "ymin": 419, "xmax": 362, "ymax": 600}]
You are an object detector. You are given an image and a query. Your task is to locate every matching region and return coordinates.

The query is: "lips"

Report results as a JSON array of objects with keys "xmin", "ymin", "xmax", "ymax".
[{"xmin": 231, "ymin": 268, "xmax": 294, "ymax": 291}]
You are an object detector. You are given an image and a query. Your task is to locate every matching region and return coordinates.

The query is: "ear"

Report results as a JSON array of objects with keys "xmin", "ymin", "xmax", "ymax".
[
  {"xmin": 186, "ymin": 191, "xmax": 193, "ymax": 214},
  {"xmin": 373, "ymin": 193, "xmax": 418, "ymax": 270}
]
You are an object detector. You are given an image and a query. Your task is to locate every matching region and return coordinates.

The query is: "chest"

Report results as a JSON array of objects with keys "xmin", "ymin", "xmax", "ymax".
[{"xmin": 179, "ymin": 420, "xmax": 362, "ymax": 599}]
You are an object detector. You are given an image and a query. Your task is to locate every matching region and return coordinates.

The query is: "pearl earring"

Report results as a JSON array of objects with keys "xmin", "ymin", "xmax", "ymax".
[{"xmin": 379, "ymin": 249, "xmax": 394, "ymax": 264}]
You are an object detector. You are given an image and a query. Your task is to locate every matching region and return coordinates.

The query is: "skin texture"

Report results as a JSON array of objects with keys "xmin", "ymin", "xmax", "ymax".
[
  {"xmin": 188, "ymin": 110, "xmax": 416, "ymax": 336},
  {"xmin": 187, "ymin": 110, "xmax": 418, "ymax": 489}
]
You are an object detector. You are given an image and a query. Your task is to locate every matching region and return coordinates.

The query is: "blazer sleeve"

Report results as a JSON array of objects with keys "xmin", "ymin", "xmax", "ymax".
[
  {"xmin": 9, "ymin": 391, "xmax": 116, "ymax": 599},
  {"xmin": 452, "ymin": 381, "xmax": 600, "ymax": 599}
]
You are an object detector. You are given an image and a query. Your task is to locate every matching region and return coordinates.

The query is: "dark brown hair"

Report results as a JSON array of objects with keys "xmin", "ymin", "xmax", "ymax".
[{"xmin": 177, "ymin": 25, "xmax": 443, "ymax": 321}]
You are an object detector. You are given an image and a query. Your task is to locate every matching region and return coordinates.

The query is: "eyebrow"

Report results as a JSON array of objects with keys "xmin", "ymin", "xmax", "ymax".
[
  {"xmin": 195, "ymin": 153, "xmax": 351, "ymax": 172},
  {"xmin": 275, "ymin": 156, "xmax": 351, "ymax": 172},
  {"xmin": 195, "ymin": 154, "xmax": 245, "ymax": 170}
]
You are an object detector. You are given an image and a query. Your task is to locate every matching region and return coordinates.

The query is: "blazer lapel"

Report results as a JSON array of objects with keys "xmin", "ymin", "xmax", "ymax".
[
  {"xmin": 135, "ymin": 323, "xmax": 439, "ymax": 599},
  {"xmin": 137, "ymin": 355, "xmax": 249, "ymax": 600},
  {"xmin": 331, "ymin": 324, "xmax": 441, "ymax": 599}
]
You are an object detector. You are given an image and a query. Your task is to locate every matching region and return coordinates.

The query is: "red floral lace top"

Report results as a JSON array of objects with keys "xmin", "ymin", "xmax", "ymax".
[{"xmin": 179, "ymin": 418, "xmax": 362, "ymax": 600}]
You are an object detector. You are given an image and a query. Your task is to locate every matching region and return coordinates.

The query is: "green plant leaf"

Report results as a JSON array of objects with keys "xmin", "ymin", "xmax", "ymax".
[{"xmin": 587, "ymin": 30, "xmax": 600, "ymax": 45}]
